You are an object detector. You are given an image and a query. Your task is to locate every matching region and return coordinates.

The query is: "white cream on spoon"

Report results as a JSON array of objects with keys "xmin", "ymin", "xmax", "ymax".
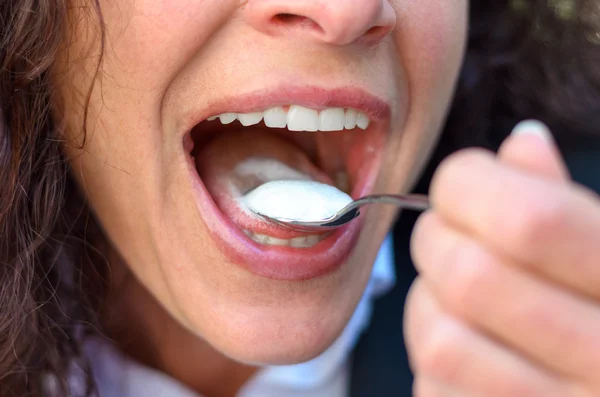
[{"xmin": 244, "ymin": 180, "xmax": 353, "ymax": 222}]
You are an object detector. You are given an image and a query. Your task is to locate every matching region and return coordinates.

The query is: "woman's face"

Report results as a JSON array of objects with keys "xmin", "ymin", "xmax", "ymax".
[{"xmin": 56, "ymin": 0, "xmax": 467, "ymax": 364}]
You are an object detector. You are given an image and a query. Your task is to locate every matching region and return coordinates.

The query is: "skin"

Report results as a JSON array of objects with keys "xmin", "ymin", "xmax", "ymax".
[
  {"xmin": 54, "ymin": 0, "xmax": 466, "ymax": 396},
  {"xmin": 407, "ymin": 122, "xmax": 600, "ymax": 396}
]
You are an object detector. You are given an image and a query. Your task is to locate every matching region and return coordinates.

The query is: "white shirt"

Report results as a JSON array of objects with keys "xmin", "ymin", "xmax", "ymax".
[{"xmin": 56, "ymin": 236, "xmax": 396, "ymax": 397}]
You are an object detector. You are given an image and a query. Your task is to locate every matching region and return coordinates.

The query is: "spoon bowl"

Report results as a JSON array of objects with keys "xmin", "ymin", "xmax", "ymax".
[{"xmin": 257, "ymin": 194, "xmax": 430, "ymax": 232}]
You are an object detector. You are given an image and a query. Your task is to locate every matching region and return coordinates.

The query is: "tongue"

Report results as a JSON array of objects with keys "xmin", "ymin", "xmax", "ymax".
[{"xmin": 195, "ymin": 130, "xmax": 333, "ymax": 237}]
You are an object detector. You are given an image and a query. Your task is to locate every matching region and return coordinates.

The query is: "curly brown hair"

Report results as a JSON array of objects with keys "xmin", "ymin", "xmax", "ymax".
[{"xmin": 0, "ymin": 1, "xmax": 599, "ymax": 396}]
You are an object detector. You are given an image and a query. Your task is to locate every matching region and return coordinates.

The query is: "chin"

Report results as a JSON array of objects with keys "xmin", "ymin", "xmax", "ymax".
[
  {"xmin": 190, "ymin": 289, "xmax": 355, "ymax": 366},
  {"xmin": 160, "ymin": 205, "xmax": 393, "ymax": 367}
]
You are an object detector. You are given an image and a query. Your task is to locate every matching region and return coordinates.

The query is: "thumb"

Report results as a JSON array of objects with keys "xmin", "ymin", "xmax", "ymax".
[{"xmin": 497, "ymin": 120, "xmax": 570, "ymax": 182}]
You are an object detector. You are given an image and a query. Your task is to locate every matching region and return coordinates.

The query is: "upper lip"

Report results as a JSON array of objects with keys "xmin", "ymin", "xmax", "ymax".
[{"xmin": 179, "ymin": 84, "xmax": 391, "ymax": 134}]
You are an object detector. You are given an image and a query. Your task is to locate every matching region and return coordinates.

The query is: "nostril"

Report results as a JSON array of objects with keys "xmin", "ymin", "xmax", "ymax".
[
  {"xmin": 246, "ymin": 2, "xmax": 395, "ymax": 45},
  {"xmin": 365, "ymin": 26, "xmax": 385, "ymax": 37},
  {"xmin": 272, "ymin": 13, "xmax": 324, "ymax": 34},
  {"xmin": 362, "ymin": 25, "xmax": 390, "ymax": 42},
  {"xmin": 273, "ymin": 13, "xmax": 301, "ymax": 23}
]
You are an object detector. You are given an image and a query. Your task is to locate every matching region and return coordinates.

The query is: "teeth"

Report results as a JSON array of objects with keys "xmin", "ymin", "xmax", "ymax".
[
  {"xmin": 287, "ymin": 105, "xmax": 319, "ymax": 132},
  {"xmin": 262, "ymin": 236, "xmax": 290, "ymax": 246},
  {"xmin": 305, "ymin": 234, "xmax": 321, "ymax": 246},
  {"xmin": 290, "ymin": 236, "xmax": 308, "ymax": 248},
  {"xmin": 207, "ymin": 107, "xmax": 370, "ymax": 132},
  {"xmin": 356, "ymin": 112, "xmax": 370, "ymax": 130},
  {"xmin": 244, "ymin": 230, "xmax": 326, "ymax": 248},
  {"xmin": 238, "ymin": 112, "xmax": 263, "ymax": 126},
  {"xmin": 219, "ymin": 113, "xmax": 237, "ymax": 124},
  {"xmin": 251, "ymin": 233, "xmax": 271, "ymax": 245},
  {"xmin": 345, "ymin": 108, "xmax": 357, "ymax": 129},
  {"xmin": 319, "ymin": 108, "xmax": 346, "ymax": 131},
  {"xmin": 263, "ymin": 107, "xmax": 287, "ymax": 128}
]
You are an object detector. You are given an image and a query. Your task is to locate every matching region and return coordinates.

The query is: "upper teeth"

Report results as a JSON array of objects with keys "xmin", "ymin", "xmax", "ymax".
[{"xmin": 206, "ymin": 106, "xmax": 370, "ymax": 132}]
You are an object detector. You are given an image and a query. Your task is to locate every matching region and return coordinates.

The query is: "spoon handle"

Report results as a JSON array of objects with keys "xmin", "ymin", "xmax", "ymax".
[
  {"xmin": 348, "ymin": 194, "xmax": 430, "ymax": 212},
  {"xmin": 259, "ymin": 193, "xmax": 431, "ymax": 232}
]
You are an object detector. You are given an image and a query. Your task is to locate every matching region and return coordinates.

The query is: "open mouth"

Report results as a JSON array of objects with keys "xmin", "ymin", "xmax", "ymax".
[{"xmin": 183, "ymin": 88, "xmax": 389, "ymax": 280}]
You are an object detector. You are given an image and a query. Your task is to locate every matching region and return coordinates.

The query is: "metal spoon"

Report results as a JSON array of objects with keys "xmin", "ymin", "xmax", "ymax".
[{"xmin": 256, "ymin": 194, "xmax": 430, "ymax": 232}]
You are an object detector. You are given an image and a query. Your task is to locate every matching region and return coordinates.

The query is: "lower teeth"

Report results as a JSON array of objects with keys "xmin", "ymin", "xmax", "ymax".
[{"xmin": 244, "ymin": 230, "xmax": 328, "ymax": 248}]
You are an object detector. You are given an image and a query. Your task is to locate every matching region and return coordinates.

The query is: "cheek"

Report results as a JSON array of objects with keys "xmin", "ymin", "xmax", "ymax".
[
  {"xmin": 97, "ymin": 0, "xmax": 228, "ymax": 87},
  {"xmin": 374, "ymin": 1, "xmax": 467, "ymax": 203},
  {"xmin": 396, "ymin": 0, "xmax": 468, "ymax": 94}
]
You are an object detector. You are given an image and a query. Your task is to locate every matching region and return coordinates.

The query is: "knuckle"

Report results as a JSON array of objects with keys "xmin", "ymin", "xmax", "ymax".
[
  {"xmin": 495, "ymin": 379, "xmax": 553, "ymax": 397},
  {"xmin": 443, "ymin": 240, "xmax": 497, "ymax": 315},
  {"xmin": 431, "ymin": 148, "xmax": 492, "ymax": 195},
  {"xmin": 410, "ymin": 211, "xmax": 438, "ymax": 264},
  {"xmin": 519, "ymin": 297, "xmax": 600, "ymax": 378},
  {"xmin": 417, "ymin": 319, "xmax": 466, "ymax": 386},
  {"xmin": 509, "ymin": 192, "xmax": 568, "ymax": 249},
  {"xmin": 567, "ymin": 382, "xmax": 598, "ymax": 397},
  {"xmin": 413, "ymin": 377, "xmax": 444, "ymax": 397},
  {"xmin": 520, "ymin": 296, "xmax": 574, "ymax": 346}
]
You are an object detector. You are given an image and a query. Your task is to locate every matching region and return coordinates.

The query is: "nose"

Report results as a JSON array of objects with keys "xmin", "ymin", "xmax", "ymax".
[{"xmin": 244, "ymin": 0, "xmax": 396, "ymax": 45}]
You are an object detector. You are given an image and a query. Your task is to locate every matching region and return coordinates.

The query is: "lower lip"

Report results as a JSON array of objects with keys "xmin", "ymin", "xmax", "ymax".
[{"xmin": 185, "ymin": 153, "xmax": 381, "ymax": 281}]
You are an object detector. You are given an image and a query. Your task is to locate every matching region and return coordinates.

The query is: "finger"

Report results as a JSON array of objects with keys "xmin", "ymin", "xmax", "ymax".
[
  {"xmin": 405, "ymin": 279, "xmax": 569, "ymax": 397},
  {"xmin": 407, "ymin": 283, "xmax": 565, "ymax": 397},
  {"xmin": 430, "ymin": 148, "xmax": 600, "ymax": 299},
  {"xmin": 498, "ymin": 120, "xmax": 570, "ymax": 182},
  {"xmin": 411, "ymin": 212, "xmax": 600, "ymax": 381},
  {"xmin": 413, "ymin": 376, "xmax": 465, "ymax": 397}
]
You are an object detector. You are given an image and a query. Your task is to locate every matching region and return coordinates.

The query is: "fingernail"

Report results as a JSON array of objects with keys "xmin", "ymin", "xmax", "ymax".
[{"xmin": 511, "ymin": 120, "xmax": 554, "ymax": 144}]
